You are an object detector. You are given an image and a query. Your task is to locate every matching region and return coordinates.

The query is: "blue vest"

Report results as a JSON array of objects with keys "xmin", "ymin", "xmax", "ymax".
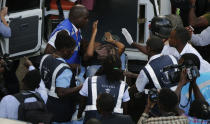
[
  {"xmin": 143, "ymin": 55, "xmax": 178, "ymax": 90},
  {"xmin": 84, "ymin": 75, "xmax": 128, "ymax": 122},
  {"xmin": 50, "ymin": 19, "xmax": 81, "ymax": 64},
  {"xmin": 40, "ymin": 54, "xmax": 76, "ymax": 122}
]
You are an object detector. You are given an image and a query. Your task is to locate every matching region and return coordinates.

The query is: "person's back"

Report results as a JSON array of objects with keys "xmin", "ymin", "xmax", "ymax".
[
  {"xmin": 97, "ymin": 93, "xmax": 134, "ymax": 124},
  {"xmin": 135, "ymin": 36, "xmax": 178, "ymax": 93},
  {"xmin": 40, "ymin": 30, "xmax": 83, "ymax": 122},
  {"xmin": 78, "ymin": 55, "xmax": 130, "ymax": 123},
  {"xmin": 0, "ymin": 70, "xmax": 48, "ymax": 122}
]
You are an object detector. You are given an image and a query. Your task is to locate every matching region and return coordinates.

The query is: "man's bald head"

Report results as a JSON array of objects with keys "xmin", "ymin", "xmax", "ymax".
[{"xmin": 69, "ymin": 4, "xmax": 89, "ymax": 28}]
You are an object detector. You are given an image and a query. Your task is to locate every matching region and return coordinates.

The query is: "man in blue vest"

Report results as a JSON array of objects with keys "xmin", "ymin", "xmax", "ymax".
[
  {"xmin": 44, "ymin": 4, "xmax": 89, "ymax": 66},
  {"xmin": 40, "ymin": 30, "xmax": 83, "ymax": 123},
  {"xmin": 133, "ymin": 36, "xmax": 178, "ymax": 93}
]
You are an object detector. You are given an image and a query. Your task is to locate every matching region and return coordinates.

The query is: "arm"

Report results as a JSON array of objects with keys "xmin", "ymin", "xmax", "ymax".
[
  {"xmin": 44, "ymin": 44, "xmax": 56, "ymax": 54},
  {"xmin": 0, "ymin": 7, "xmax": 9, "ymax": 27},
  {"xmin": 191, "ymin": 27, "xmax": 210, "ymax": 46},
  {"xmin": 123, "ymin": 71, "xmax": 138, "ymax": 79},
  {"xmin": 137, "ymin": 97, "xmax": 155, "ymax": 124},
  {"xmin": 175, "ymin": 69, "xmax": 189, "ymax": 102},
  {"xmin": 188, "ymin": 0, "xmax": 209, "ymax": 27},
  {"xmin": 77, "ymin": 95, "xmax": 87, "ymax": 119},
  {"xmin": 191, "ymin": 79, "xmax": 206, "ymax": 102},
  {"xmin": 56, "ymin": 85, "xmax": 82, "ymax": 97},
  {"xmin": 122, "ymin": 102, "xmax": 128, "ymax": 114},
  {"xmin": 131, "ymin": 42, "xmax": 148, "ymax": 55},
  {"xmin": 83, "ymin": 20, "xmax": 98, "ymax": 61},
  {"xmin": 77, "ymin": 78, "xmax": 89, "ymax": 119},
  {"xmin": 0, "ymin": 7, "xmax": 11, "ymax": 37},
  {"xmin": 121, "ymin": 28, "xmax": 148, "ymax": 55},
  {"xmin": 105, "ymin": 32, "xmax": 125, "ymax": 55}
]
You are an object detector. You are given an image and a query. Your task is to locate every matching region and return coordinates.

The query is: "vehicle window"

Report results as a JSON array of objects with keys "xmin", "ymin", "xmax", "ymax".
[{"xmin": 6, "ymin": 0, "xmax": 40, "ymax": 13}]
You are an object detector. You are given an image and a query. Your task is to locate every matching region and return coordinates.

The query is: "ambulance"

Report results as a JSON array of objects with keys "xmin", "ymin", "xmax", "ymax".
[{"xmin": 0, "ymin": 0, "xmax": 175, "ymax": 73}]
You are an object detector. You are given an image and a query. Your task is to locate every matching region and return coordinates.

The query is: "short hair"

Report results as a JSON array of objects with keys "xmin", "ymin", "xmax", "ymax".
[
  {"xmin": 86, "ymin": 118, "xmax": 102, "ymax": 124},
  {"xmin": 189, "ymin": 99, "xmax": 210, "ymax": 120},
  {"xmin": 146, "ymin": 36, "xmax": 164, "ymax": 53},
  {"xmin": 54, "ymin": 30, "xmax": 76, "ymax": 51},
  {"xmin": 69, "ymin": 4, "xmax": 88, "ymax": 20},
  {"xmin": 96, "ymin": 93, "xmax": 115, "ymax": 113},
  {"xmin": 174, "ymin": 27, "xmax": 190, "ymax": 45},
  {"xmin": 158, "ymin": 88, "xmax": 178, "ymax": 112},
  {"xmin": 180, "ymin": 53, "xmax": 200, "ymax": 70},
  {"xmin": 22, "ymin": 70, "xmax": 41, "ymax": 90}
]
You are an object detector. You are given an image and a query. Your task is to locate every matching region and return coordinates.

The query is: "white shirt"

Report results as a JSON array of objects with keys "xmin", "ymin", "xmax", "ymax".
[
  {"xmin": 161, "ymin": 44, "xmax": 180, "ymax": 59},
  {"xmin": 191, "ymin": 26, "xmax": 210, "ymax": 46},
  {"xmin": 180, "ymin": 43, "xmax": 210, "ymax": 73},
  {"xmin": 0, "ymin": 66, "xmax": 48, "ymax": 120},
  {"xmin": 79, "ymin": 77, "xmax": 130, "ymax": 102},
  {"xmin": 48, "ymin": 23, "xmax": 79, "ymax": 48},
  {"xmin": 135, "ymin": 54, "xmax": 162, "ymax": 92}
]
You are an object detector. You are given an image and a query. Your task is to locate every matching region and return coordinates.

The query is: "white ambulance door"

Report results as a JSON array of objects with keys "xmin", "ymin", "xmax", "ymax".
[{"xmin": 0, "ymin": 0, "xmax": 43, "ymax": 58}]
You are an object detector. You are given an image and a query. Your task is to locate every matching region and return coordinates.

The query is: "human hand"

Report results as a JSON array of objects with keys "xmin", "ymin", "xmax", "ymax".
[
  {"xmin": 121, "ymin": 28, "xmax": 134, "ymax": 45},
  {"xmin": 179, "ymin": 68, "xmax": 189, "ymax": 87},
  {"xmin": 92, "ymin": 20, "xmax": 98, "ymax": 34},
  {"xmin": 0, "ymin": 7, "xmax": 8, "ymax": 17},
  {"xmin": 24, "ymin": 57, "xmax": 33, "ymax": 69},
  {"xmin": 185, "ymin": 26, "xmax": 194, "ymax": 37},
  {"xmin": 104, "ymin": 32, "xmax": 114, "ymax": 43},
  {"xmin": 146, "ymin": 96, "xmax": 156, "ymax": 110}
]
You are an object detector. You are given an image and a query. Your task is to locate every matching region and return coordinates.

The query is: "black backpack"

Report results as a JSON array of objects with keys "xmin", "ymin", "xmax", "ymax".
[{"xmin": 13, "ymin": 91, "xmax": 52, "ymax": 124}]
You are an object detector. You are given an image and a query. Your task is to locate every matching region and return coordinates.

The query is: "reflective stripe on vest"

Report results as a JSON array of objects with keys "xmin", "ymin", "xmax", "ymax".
[
  {"xmin": 85, "ymin": 76, "xmax": 125, "ymax": 113},
  {"xmin": 144, "ymin": 55, "xmax": 178, "ymax": 89},
  {"xmin": 145, "ymin": 64, "xmax": 162, "ymax": 89},
  {"xmin": 40, "ymin": 54, "xmax": 50, "ymax": 71},
  {"xmin": 49, "ymin": 63, "xmax": 69, "ymax": 98}
]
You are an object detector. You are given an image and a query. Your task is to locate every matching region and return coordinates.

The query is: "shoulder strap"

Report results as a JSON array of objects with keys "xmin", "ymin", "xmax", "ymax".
[
  {"xmin": 114, "ymin": 81, "xmax": 126, "ymax": 113},
  {"xmin": 144, "ymin": 63, "xmax": 161, "ymax": 89},
  {"xmin": 39, "ymin": 54, "xmax": 50, "ymax": 72},
  {"xmin": 13, "ymin": 92, "xmax": 44, "ymax": 104}
]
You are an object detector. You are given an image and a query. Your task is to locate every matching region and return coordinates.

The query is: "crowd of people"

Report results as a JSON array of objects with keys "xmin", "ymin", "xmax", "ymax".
[{"xmin": 0, "ymin": 0, "xmax": 210, "ymax": 124}]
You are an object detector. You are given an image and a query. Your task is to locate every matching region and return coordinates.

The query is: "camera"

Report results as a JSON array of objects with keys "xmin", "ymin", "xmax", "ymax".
[
  {"xmin": 162, "ymin": 64, "xmax": 200, "ymax": 83},
  {"xmin": 148, "ymin": 88, "xmax": 158, "ymax": 102}
]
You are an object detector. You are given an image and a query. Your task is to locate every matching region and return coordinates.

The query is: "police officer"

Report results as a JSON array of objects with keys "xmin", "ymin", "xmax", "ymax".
[
  {"xmin": 40, "ymin": 30, "xmax": 82, "ymax": 123},
  {"xmin": 44, "ymin": 4, "xmax": 89, "ymax": 65},
  {"xmin": 132, "ymin": 36, "xmax": 178, "ymax": 93},
  {"xmin": 78, "ymin": 54, "xmax": 130, "ymax": 123},
  {"xmin": 122, "ymin": 15, "xmax": 180, "ymax": 58}
]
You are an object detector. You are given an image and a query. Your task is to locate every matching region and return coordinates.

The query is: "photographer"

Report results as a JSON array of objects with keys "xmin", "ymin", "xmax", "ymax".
[
  {"xmin": 175, "ymin": 53, "xmax": 210, "ymax": 113},
  {"xmin": 137, "ymin": 88, "xmax": 188, "ymax": 124},
  {"xmin": 175, "ymin": 53, "xmax": 210, "ymax": 122}
]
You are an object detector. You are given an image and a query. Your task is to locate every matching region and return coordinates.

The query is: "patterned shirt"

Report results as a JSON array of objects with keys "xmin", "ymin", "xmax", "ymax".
[{"xmin": 138, "ymin": 113, "xmax": 188, "ymax": 124}]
